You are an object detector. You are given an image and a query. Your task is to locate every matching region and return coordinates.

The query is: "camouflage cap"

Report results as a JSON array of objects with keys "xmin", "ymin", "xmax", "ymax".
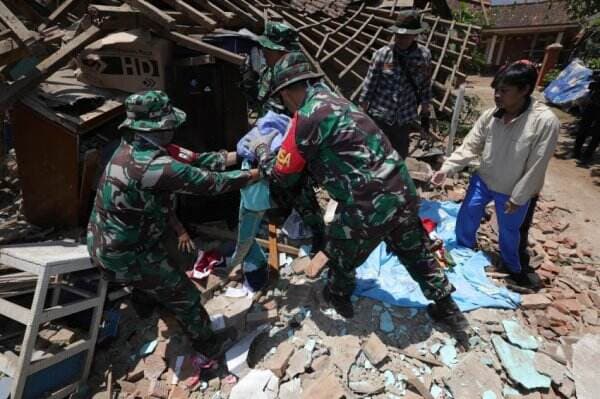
[
  {"xmin": 270, "ymin": 52, "xmax": 323, "ymax": 95},
  {"xmin": 257, "ymin": 21, "xmax": 300, "ymax": 52},
  {"xmin": 118, "ymin": 90, "xmax": 186, "ymax": 132}
]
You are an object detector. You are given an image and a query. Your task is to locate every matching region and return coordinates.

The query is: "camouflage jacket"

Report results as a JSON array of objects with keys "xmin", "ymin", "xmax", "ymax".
[
  {"xmin": 257, "ymin": 66, "xmax": 286, "ymax": 116},
  {"xmin": 87, "ymin": 137, "xmax": 253, "ymax": 280},
  {"xmin": 266, "ymin": 83, "xmax": 419, "ymax": 239}
]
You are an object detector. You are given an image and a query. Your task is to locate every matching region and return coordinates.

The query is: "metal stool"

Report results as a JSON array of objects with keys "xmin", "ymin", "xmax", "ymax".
[{"xmin": 0, "ymin": 242, "xmax": 107, "ymax": 399}]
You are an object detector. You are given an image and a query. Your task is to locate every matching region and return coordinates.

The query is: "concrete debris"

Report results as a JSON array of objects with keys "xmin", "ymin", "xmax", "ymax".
[
  {"xmin": 348, "ymin": 379, "xmax": 385, "ymax": 395},
  {"xmin": 362, "ymin": 332, "xmax": 389, "ymax": 366},
  {"xmin": 263, "ymin": 341, "xmax": 295, "ymax": 378},
  {"xmin": 290, "ymin": 256, "xmax": 310, "ymax": 274},
  {"xmin": 439, "ymin": 342, "xmax": 458, "ymax": 368},
  {"xmin": 492, "ymin": 335, "xmax": 551, "ymax": 390},
  {"xmin": 533, "ymin": 352, "xmax": 567, "ymax": 385},
  {"xmin": 148, "ymin": 379, "xmax": 169, "ymax": 398},
  {"xmin": 286, "ymin": 348, "xmax": 311, "ymax": 378},
  {"xmin": 305, "ymin": 251, "xmax": 329, "ymax": 278},
  {"xmin": 502, "ymin": 320, "xmax": 539, "ymax": 350},
  {"xmin": 278, "ymin": 378, "xmax": 302, "ymax": 399},
  {"xmin": 405, "ymin": 157, "xmax": 434, "ymax": 182},
  {"xmin": 446, "ymin": 352, "xmax": 503, "ymax": 398},
  {"xmin": 229, "ymin": 369, "xmax": 278, "ymax": 399},
  {"xmin": 325, "ymin": 335, "xmax": 361, "ymax": 381},
  {"xmin": 301, "ymin": 371, "xmax": 345, "ymax": 399},
  {"xmin": 573, "ymin": 334, "xmax": 600, "ymax": 399},
  {"xmin": 521, "ymin": 294, "xmax": 552, "ymax": 309}
]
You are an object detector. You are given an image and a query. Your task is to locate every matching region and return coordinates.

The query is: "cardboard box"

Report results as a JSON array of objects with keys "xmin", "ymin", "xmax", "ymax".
[{"xmin": 76, "ymin": 29, "xmax": 172, "ymax": 93}]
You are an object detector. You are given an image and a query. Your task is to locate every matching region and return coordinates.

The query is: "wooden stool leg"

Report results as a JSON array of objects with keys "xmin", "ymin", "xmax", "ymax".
[
  {"xmin": 12, "ymin": 270, "xmax": 51, "ymax": 399},
  {"xmin": 267, "ymin": 224, "xmax": 279, "ymax": 274}
]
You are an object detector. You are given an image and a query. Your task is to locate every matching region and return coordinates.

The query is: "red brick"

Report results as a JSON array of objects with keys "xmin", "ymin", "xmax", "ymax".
[
  {"xmin": 588, "ymin": 292, "xmax": 600, "ymax": 308},
  {"xmin": 263, "ymin": 341, "xmax": 295, "ymax": 378},
  {"xmin": 576, "ymin": 293, "xmax": 593, "ymax": 308},
  {"xmin": 168, "ymin": 386, "xmax": 189, "ymax": 399},
  {"xmin": 547, "ymin": 306, "xmax": 571, "ymax": 324},
  {"xmin": 306, "ymin": 251, "xmax": 329, "ymax": 278},
  {"xmin": 362, "ymin": 333, "xmax": 388, "ymax": 366},
  {"xmin": 149, "ymin": 379, "xmax": 169, "ymax": 398},
  {"xmin": 555, "ymin": 299, "xmax": 583, "ymax": 315},
  {"xmin": 118, "ymin": 380, "xmax": 137, "ymax": 394},
  {"xmin": 522, "ymin": 294, "xmax": 552, "ymax": 309},
  {"xmin": 540, "ymin": 261, "xmax": 561, "ymax": 274},
  {"xmin": 550, "ymin": 325, "xmax": 569, "ymax": 336},
  {"xmin": 540, "ymin": 329, "xmax": 557, "ymax": 339},
  {"xmin": 48, "ymin": 328, "xmax": 76, "ymax": 345},
  {"xmin": 301, "ymin": 372, "xmax": 345, "ymax": 399}
]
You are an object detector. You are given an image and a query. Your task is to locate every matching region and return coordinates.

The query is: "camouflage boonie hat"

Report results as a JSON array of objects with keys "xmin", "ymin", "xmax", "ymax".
[
  {"xmin": 118, "ymin": 90, "xmax": 186, "ymax": 132},
  {"xmin": 257, "ymin": 21, "xmax": 300, "ymax": 52},
  {"xmin": 271, "ymin": 52, "xmax": 323, "ymax": 95}
]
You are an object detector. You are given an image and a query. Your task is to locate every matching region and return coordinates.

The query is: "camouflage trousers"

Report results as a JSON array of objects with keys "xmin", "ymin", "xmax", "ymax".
[
  {"xmin": 97, "ymin": 245, "xmax": 213, "ymax": 342},
  {"xmin": 324, "ymin": 213, "xmax": 453, "ymax": 301},
  {"xmin": 270, "ymin": 174, "xmax": 325, "ymax": 250}
]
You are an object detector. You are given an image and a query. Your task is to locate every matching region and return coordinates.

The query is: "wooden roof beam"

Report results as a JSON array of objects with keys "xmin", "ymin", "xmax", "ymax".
[
  {"xmin": 0, "ymin": 0, "xmax": 36, "ymax": 47},
  {"xmin": 160, "ymin": 0, "xmax": 217, "ymax": 29}
]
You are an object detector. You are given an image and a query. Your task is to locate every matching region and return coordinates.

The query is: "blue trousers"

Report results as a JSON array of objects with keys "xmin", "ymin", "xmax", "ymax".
[{"xmin": 456, "ymin": 175, "xmax": 530, "ymax": 273}]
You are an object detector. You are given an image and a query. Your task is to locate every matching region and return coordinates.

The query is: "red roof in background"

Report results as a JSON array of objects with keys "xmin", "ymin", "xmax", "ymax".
[{"xmin": 490, "ymin": 0, "xmax": 576, "ymax": 28}]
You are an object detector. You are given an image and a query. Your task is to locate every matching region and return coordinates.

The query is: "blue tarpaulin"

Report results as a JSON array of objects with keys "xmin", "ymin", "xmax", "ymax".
[
  {"xmin": 544, "ymin": 59, "xmax": 593, "ymax": 107},
  {"xmin": 354, "ymin": 200, "xmax": 521, "ymax": 312}
]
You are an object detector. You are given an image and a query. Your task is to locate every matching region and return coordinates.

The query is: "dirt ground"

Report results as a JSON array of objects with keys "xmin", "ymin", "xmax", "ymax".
[{"xmin": 465, "ymin": 75, "xmax": 600, "ymax": 256}]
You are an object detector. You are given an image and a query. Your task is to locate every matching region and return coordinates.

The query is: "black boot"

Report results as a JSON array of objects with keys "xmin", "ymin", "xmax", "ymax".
[
  {"xmin": 131, "ymin": 289, "xmax": 157, "ymax": 319},
  {"xmin": 322, "ymin": 285, "xmax": 354, "ymax": 318},
  {"xmin": 428, "ymin": 295, "xmax": 471, "ymax": 351},
  {"xmin": 509, "ymin": 265, "xmax": 540, "ymax": 289},
  {"xmin": 192, "ymin": 327, "xmax": 238, "ymax": 359}
]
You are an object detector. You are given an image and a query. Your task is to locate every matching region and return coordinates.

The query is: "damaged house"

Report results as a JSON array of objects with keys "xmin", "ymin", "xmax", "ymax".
[{"xmin": 9, "ymin": 3, "xmax": 599, "ymax": 399}]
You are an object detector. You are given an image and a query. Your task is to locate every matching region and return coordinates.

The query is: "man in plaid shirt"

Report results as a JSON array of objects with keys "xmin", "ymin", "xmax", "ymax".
[{"xmin": 359, "ymin": 10, "xmax": 432, "ymax": 159}]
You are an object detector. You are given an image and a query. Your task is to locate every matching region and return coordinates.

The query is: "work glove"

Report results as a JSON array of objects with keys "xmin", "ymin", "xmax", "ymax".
[{"xmin": 166, "ymin": 144, "xmax": 199, "ymax": 164}]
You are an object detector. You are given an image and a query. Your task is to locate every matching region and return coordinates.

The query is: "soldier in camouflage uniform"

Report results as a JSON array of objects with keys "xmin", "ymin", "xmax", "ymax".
[
  {"xmin": 88, "ymin": 91, "xmax": 259, "ymax": 357},
  {"xmin": 255, "ymin": 21, "xmax": 301, "ymax": 116},
  {"xmin": 241, "ymin": 54, "xmax": 463, "ymax": 326}
]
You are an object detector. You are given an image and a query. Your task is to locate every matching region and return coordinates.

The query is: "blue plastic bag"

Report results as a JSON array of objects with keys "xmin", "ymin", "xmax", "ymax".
[{"xmin": 236, "ymin": 111, "xmax": 290, "ymax": 161}]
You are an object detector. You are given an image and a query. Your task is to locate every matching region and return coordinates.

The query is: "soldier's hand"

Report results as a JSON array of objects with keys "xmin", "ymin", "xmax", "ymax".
[{"xmin": 178, "ymin": 231, "xmax": 196, "ymax": 253}]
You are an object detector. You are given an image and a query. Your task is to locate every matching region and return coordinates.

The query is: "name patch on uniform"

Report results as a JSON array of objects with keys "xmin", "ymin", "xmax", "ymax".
[{"xmin": 275, "ymin": 114, "xmax": 306, "ymax": 175}]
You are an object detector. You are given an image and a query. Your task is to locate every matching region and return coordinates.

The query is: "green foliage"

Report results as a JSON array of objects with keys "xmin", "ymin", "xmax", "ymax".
[
  {"xmin": 586, "ymin": 57, "xmax": 600, "ymax": 69},
  {"xmin": 567, "ymin": 0, "xmax": 600, "ymax": 21},
  {"xmin": 453, "ymin": 2, "xmax": 487, "ymax": 27},
  {"xmin": 464, "ymin": 49, "xmax": 487, "ymax": 74}
]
